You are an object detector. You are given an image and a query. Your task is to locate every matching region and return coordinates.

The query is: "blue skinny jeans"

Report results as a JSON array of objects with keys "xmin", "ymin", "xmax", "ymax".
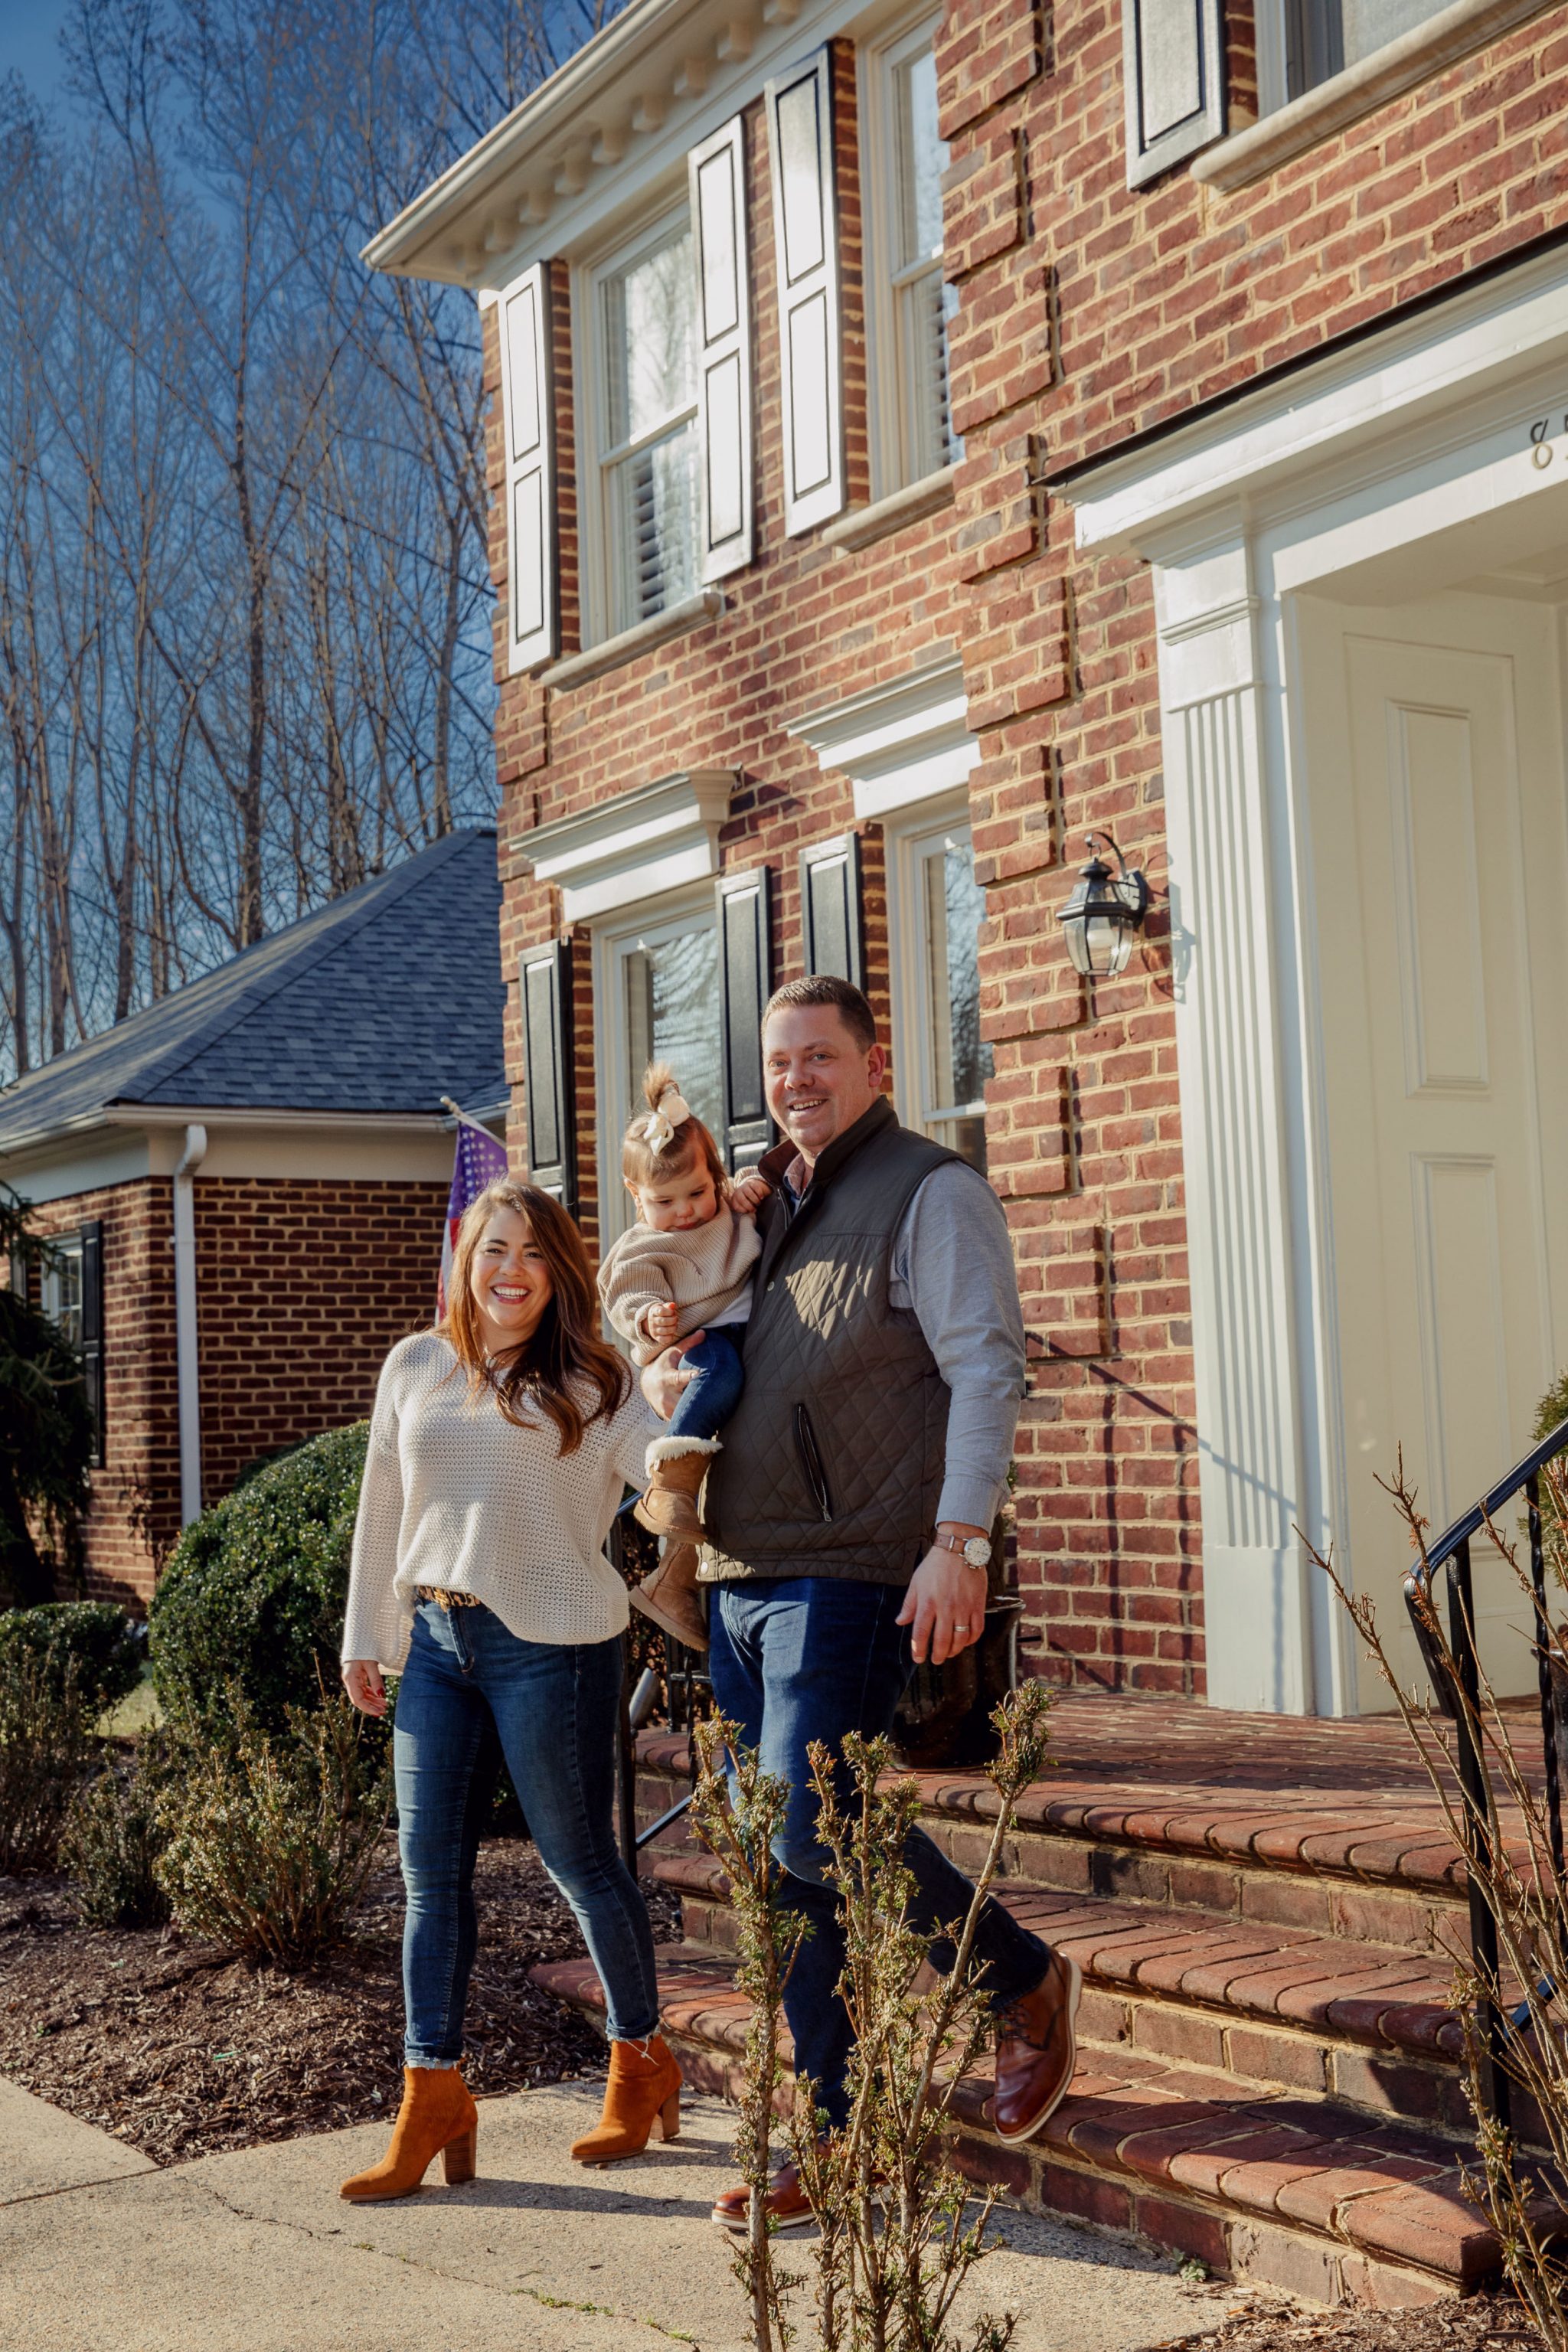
[
  {"xmin": 668, "ymin": 1328, "xmax": 746, "ymax": 1443},
  {"xmin": 708, "ymin": 1576, "xmax": 1052, "ymax": 2130},
  {"xmin": 394, "ymin": 1598, "xmax": 661, "ymax": 2064}
]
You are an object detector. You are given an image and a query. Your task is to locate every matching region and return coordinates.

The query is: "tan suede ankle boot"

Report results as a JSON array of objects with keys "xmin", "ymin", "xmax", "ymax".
[
  {"xmin": 570, "ymin": 2034, "xmax": 683, "ymax": 2165},
  {"xmin": 339, "ymin": 2066, "xmax": 478, "ymax": 2202}
]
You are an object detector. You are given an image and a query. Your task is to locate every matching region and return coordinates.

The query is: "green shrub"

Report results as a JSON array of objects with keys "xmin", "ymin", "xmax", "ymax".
[
  {"xmin": 149, "ymin": 1423, "xmax": 368, "ymax": 1735},
  {"xmin": 0, "ymin": 1655, "xmax": 96, "ymax": 1873},
  {"xmin": 155, "ymin": 1691, "xmax": 390, "ymax": 1966},
  {"xmin": 63, "ymin": 1747, "xmax": 172, "ymax": 1928},
  {"xmin": 0, "ymin": 1602, "xmax": 143, "ymax": 1720}
]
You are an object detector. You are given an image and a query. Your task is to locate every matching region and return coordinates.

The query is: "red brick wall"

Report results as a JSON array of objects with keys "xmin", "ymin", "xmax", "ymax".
[
  {"xmin": 192, "ymin": 1178, "xmax": 446, "ymax": 1504},
  {"xmin": 930, "ymin": 0, "xmax": 1568, "ymax": 1690},
  {"xmin": 28, "ymin": 1181, "xmax": 179, "ymax": 1612}
]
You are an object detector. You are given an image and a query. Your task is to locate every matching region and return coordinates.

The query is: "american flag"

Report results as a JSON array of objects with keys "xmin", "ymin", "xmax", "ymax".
[{"xmin": 438, "ymin": 1100, "xmax": 510, "ymax": 1317}]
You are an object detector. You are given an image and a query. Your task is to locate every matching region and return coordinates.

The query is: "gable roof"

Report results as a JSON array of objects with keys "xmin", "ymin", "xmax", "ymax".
[{"xmin": 0, "ymin": 830, "xmax": 508, "ymax": 1154}]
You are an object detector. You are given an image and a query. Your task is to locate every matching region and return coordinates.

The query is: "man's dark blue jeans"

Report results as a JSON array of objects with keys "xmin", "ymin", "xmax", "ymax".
[
  {"xmin": 668, "ymin": 1328, "xmax": 746, "ymax": 1444},
  {"xmin": 707, "ymin": 1576, "xmax": 1051, "ymax": 2130},
  {"xmin": 394, "ymin": 1599, "xmax": 661, "ymax": 2065}
]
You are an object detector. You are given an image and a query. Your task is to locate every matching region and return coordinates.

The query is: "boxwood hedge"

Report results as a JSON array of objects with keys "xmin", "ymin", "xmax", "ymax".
[
  {"xmin": 0, "ymin": 1601, "xmax": 143, "ymax": 1718},
  {"xmin": 150, "ymin": 1423, "xmax": 369, "ymax": 1733}
]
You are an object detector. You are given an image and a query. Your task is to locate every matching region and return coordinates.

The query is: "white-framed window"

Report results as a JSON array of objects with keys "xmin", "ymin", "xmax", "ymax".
[
  {"xmin": 41, "ymin": 1242, "xmax": 85, "ymax": 1354},
  {"xmin": 594, "ymin": 890, "xmax": 726, "ymax": 1247},
  {"xmin": 861, "ymin": 13, "xmax": 961, "ymax": 497},
  {"xmin": 1269, "ymin": 0, "xmax": 1449, "ymax": 100},
  {"xmin": 41, "ymin": 1235, "xmax": 83, "ymax": 1349},
  {"xmin": 583, "ymin": 210, "xmax": 701, "ymax": 643},
  {"xmin": 887, "ymin": 799, "xmax": 993, "ymax": 1171}
]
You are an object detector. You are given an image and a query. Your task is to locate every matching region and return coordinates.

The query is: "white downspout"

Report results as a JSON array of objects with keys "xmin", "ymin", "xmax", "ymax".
[{"xmin": 172, "ymin": 1123, "xmax": 207, "ymax": 1527}]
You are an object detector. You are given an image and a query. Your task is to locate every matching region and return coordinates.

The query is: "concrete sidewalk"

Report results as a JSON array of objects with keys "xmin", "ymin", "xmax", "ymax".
[{"xmin": 0, "ymin": 2077, "xmax": 1232, "ymax": 2351}]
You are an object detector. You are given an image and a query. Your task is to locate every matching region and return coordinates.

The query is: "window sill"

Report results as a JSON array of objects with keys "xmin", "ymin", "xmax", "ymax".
[
  {"xmin": 819, "ymin": 468, "xmax": 957, "ymax": 553},
  {"xmin": 541, "ymin": 589, "xmax": 726, "ymax": 691},
  {"xmin": 1191, "ymin": 0, "xmax": 1552, "ymax": 190}
]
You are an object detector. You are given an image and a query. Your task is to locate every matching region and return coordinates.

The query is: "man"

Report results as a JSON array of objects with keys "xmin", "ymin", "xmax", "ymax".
[{"xmin": 642, "ymin": 975, "xmax": 1080, "ymax": 2231}]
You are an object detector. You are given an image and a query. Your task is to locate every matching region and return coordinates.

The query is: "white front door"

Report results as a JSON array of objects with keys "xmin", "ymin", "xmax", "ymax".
[{"xmin": 1300, "ymin": 592, "xmax": 1568, "ymax": 1704}]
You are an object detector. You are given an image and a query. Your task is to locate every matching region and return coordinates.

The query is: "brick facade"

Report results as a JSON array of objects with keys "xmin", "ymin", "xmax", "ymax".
[
  {"xmin": 482, "ymin": 0, "xmax": 1566, "ymax": 1697},
  {"xmin": 25, "ymin": 1176, "xmax": 446, "ymax": 1611},
  {"xmin": 191, "ymin": 1178, "xmax": 447, "ymax": 1508}
]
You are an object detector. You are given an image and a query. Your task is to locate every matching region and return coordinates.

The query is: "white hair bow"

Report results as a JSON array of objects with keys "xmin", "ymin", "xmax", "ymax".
[{"xmin": 639, "ymin": 1085, "xmax": 691, "ymax": 1154}]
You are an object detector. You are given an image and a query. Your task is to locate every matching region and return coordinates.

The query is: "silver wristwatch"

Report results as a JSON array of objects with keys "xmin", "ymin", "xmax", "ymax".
[{"xmin": 934, "ymin": 1530, "xmax": 992, "ymax": 1570}]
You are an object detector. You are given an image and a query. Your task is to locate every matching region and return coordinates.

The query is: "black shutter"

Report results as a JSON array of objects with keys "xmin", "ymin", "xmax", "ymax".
[
  {"xmin": 799, "ymin": 834, "xmax": 863, "ymax": 988},
  {"xmin": 717, "ymin": 866, "xmax": 775, "ymax": 1173},
  {"xmin": 520, "ymin": 942, "xmax": 577, "ymax": 1215},
  {"xmin": 1122, "ymin": 0, "xmax": 1225, "ymax": 187},
  {"xmin": 80, "ymin": 1221, "xmax": 104, "ymax": 1470}
]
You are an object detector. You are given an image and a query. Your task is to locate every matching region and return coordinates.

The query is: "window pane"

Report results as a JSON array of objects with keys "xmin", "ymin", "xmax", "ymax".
[
  {"xmin": 622, "ymin": 926, "xmax": 724, "ymax": 1143},
  {"xmin": 43, "ymin": 1243, "xmax": 83, "ymax": 1351},
  {"xmin": 896, "ymin": 49, "xmax": 945, "ymax": 268},
  {"xmin": 900, "ymin": 270, "xmax": 962, "ymax": 477},
  {"xmin": 921, "ymin": 831, "xmax": 992, "ymax": 1120},
  {"xmin": 893, "ymin": 47, "xmax": 961, "ymax": 479},
  {"xmin": 610, "ymin": 420, "xmax": 699, "ymax": 626},
  {"xmin": 604, "ymin": 230, "xmax": 696, "ymax": 447},
  {"xmin": 1339, "ymin": 0, "xmax": 1441, "ymax": 64}
]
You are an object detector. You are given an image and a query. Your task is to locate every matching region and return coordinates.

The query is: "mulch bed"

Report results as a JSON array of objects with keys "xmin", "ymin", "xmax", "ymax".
[
  {"xmin": 0, "ymin": 1834, "xmax": 681, "ymax": 2165},
  {"xmin": 1167, "ymin": 2293, "xmax": 1544, "ymax": 2352}
]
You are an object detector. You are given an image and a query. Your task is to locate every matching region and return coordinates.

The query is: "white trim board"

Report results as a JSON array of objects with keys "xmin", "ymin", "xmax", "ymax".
[
  {"xmin": 1067, "ymin": 245, "xmax": 1568, "ymax": 568},
  {"xmin": 518, "ymin": 770, "xmax": 735, "ymax": 923},
  {"xmin": 786, "ymin": 648, "xmax": 978, "ymax": 818}
]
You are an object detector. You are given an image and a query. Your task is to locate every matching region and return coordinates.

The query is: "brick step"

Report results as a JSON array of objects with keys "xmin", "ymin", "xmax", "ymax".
[
  {"xmin": 649, "ymin": 1849, "xmax": 1473, "ymax": 2140},
  {"xmin": 633, "ymin": 1732, "xmax": 1476, "ymax": 1942},
  {"xmin": 531, "ymin": 1944, "xmax": 1498, "ymax": 2308}
]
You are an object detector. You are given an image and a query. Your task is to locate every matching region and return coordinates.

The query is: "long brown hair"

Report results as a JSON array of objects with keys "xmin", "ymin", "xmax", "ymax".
[{"xmin": 440, "ymin": 1180, "xmax": 629, "ymax": 1452}]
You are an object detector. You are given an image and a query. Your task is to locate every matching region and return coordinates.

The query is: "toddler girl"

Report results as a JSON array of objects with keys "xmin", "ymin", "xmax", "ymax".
[{"xmin": 598, "ymin": 1063, "xmax": 769, "ymax": 1651}]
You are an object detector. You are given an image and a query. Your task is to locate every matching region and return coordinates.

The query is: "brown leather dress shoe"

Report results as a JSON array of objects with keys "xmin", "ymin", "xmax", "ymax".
[
  {"xmin": 710, "ymin": 2157, "xmax": 816, "ymax": 2233},
  {"xmin": 987, "ymin": 1951, "xmax": 1082, "ymax": 2145}
]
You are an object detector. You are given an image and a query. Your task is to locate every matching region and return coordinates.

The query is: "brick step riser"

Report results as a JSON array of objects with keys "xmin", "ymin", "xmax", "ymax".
[
  {"xmin": 555, "ymin": 1982, "xmax": 1469, "ymax": 2309},
  {"xmin": 671, "ymin": 1890, "xmax": 1475, "ymax": 2145},
  {"xmin": 633, "ymin": 1770, "xmax": 1471, "ymax": 1953}
]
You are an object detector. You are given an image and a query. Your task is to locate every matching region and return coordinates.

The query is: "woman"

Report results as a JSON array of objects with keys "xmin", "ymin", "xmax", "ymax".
[{"xmin": 338, "ymin": 1179, "xmax": 681, "ymax": 2201}]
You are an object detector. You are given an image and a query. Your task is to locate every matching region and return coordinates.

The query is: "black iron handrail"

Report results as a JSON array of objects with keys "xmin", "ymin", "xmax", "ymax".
[{"xmin": 1402, "ymin": 1413, "xmax": 1568, "ymax": 2124}]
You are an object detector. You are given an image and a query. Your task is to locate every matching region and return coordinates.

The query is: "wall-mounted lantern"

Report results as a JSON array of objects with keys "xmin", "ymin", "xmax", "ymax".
[{"xmin": 1057, "ymin": 834, "xmax": 1150, "ymax": 979}]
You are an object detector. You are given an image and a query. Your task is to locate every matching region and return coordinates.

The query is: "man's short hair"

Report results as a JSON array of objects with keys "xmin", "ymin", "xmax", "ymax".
[{"xmin": 763, "ymin": 975, "xmax": 878, "ymax": 1052}]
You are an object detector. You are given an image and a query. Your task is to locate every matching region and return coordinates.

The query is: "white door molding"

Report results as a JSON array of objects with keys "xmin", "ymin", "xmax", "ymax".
[{"xmin": 1152, "ymin": 535, "xmax": 1319, "ymax": 1713}]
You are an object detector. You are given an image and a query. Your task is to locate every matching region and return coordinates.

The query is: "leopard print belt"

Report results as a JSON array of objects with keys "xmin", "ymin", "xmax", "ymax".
[{"xmin": 416, "ymin": 1585, "xmax": 484, "ymax": 1610}]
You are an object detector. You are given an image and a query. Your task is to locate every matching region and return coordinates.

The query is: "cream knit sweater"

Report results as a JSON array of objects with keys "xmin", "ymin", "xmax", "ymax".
[
  {"xmin": 341, "ymin": 1329, "xmax": 662, "ymax": 1672},
  {"xmin": 597, "ymin": 1207, "xmax": 762, "ymax": 1365}
]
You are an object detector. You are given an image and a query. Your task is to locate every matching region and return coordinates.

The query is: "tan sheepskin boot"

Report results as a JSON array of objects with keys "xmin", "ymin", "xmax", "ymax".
[
  {"xmin": 630, "ymin": 1534, "xmax": 709, "ymax": 1652},
  {"xmin": 632, "ymin": 1435, "xmax": 719, "ymax": 1542}
]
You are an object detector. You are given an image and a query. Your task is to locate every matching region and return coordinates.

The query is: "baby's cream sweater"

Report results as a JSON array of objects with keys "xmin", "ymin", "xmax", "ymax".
[
  {"xmin": 341, "ymin": 1329, "xmax": 662, "ymax": 1672},
  {"xmin": 597, "ymin": 1207, "xmax": 762, "ymax": 1365}
]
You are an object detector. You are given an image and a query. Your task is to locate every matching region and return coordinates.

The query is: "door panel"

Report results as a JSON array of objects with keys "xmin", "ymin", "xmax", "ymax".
[{"xmin": 1302, "ymin": 598, "xmax": 1565, "ymax": 1705}]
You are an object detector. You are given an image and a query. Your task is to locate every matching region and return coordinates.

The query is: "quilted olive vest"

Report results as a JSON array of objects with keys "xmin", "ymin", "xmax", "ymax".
[{"xmin": 701, "ymin": 1097, "xmax": 959, "ymax": 1586}]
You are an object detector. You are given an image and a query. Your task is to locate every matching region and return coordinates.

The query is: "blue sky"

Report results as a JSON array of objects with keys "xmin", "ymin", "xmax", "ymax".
[{"xmin": 0, "ymin": 0, "xmax": 77, "ymax": 106}]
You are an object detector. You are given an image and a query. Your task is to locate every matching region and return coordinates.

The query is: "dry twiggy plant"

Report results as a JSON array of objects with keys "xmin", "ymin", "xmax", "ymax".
[
  {"xmin": 1310, "ymin": 1452, "xmax": 1568, "ymax": 2348},
  {"xmin": 695, "ymin": 1684, "xmax": 1053, "ymax": 2352},
  {"xmin": 691, "ymin": 1713, "xmax": 808, "ymax": 2352}
]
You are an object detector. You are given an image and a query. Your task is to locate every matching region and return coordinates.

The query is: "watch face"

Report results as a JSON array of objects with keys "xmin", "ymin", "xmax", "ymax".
[{"xmin": 963, "ymin": 1537, "xmax": 991, "ymax": 1568}]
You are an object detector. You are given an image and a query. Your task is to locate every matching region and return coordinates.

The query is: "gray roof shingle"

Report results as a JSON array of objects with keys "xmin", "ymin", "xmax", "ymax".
[{"xmin": 0, "ymin": 830, "xmax": 507, "ymax": 1151}]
